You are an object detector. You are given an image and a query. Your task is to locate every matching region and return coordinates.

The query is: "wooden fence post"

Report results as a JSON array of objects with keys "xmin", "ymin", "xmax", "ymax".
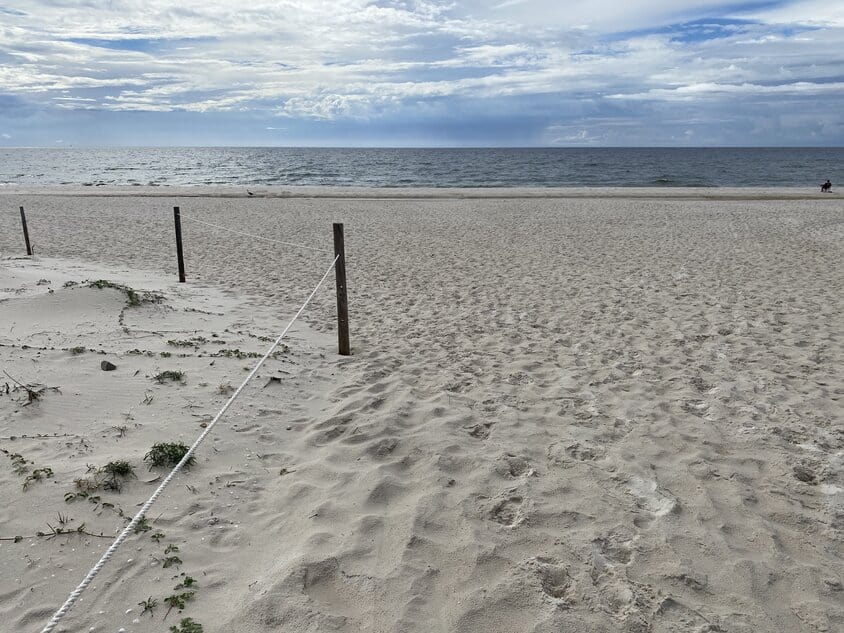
[
  {"xmin": 174, "ymin": 206, "xmax": 186, "ymax": 283},
  {"xmin": 333, "ymin": 223, "xmax": 350, "ymax": 355},
  {"xmin": 19, "ymin": 207, "xmax": 32, "ymax": 256}
]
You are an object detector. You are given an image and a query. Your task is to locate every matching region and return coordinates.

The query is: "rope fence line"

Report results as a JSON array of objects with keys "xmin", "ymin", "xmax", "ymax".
[
  {"xmin": 6, "ymin": 206, "xmax": 331, "ymax": 254},
  {"xmin": 179, "ymin": 213, "xmax": 332, "ymax": 253},
  {"xmin": 40, "ymin": 254, "xmax": 341, "ymax": 633}
]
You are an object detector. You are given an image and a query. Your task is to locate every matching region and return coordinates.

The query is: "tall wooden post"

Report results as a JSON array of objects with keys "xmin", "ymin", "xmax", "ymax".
[
  {"xmin": 19, "ymin": 207, "xmax": 32, "ymax": 256},
  {"xmin": 174, "ymin": 206, "xmax": 186, "ymax": 283},
  {"xmin": 333, "ymin": 223, "xmax": 350, "ymax": 355}
]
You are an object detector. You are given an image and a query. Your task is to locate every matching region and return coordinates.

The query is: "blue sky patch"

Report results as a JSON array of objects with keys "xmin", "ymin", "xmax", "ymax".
[
  {"xmin": 606, "ymin": 18, "xmax": 757, "ymax": 45},
  {"xmin": 67, "ymin": 37, "xmax": 218, "ymax": 54},
  {"xmin": 69, "ymin": 38, "xmax": 161, "ymax": 53}
]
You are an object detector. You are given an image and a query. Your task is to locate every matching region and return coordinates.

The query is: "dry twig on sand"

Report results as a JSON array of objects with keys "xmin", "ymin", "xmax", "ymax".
[{"xmin": 3, "ymin": 371, "xmax": 61, "ymax": 405}]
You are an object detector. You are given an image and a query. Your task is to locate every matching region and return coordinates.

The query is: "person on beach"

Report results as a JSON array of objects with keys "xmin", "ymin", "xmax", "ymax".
[{"xmin": 820, "ymin": 179, "xmax": 831, "ymax": 192}]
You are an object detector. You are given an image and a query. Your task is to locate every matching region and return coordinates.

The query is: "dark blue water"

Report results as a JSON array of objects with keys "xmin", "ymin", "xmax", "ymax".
[{"xmin": 0, "ymin": 147, "xmax": 841, "ymax": 187}]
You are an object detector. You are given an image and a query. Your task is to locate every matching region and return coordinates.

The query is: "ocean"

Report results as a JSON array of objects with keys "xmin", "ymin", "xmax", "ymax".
[{"xmin": 0, "ymin": 147, "xmax": 841, "ymax": 188}]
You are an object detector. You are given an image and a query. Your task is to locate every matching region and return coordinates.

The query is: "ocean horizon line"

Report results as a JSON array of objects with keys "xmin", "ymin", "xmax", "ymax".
[
  {"xmin": 2, "ymin": 146, "xmax": 841, "ymax": 188},
  {"xmin": 1, "ymin": 145, "xmax": 843, "ymax": 150}
]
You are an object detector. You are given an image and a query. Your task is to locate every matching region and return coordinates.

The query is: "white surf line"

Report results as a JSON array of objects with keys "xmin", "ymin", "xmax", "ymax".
[
  {"xmin": 40, "ymin": 254, "xmax": 340, "ymax": 633},
  {"xmin": 179, "ymin": 213, "xmax": 332, "ymax": 253}
]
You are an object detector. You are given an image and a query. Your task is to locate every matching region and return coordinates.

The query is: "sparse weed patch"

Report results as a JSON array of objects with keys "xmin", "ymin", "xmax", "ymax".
[
  {"xmin": 175, "ymin": 575, "xmax": 197, "ymax": 590},
  {"xmin": 0, "ymin": 519, "xmax": 111, "ymax": 542},
  {"xmin": 167, "ymin": 336, "xmax": 207, "ymax": 348},
  {"xmin": 4, "ymin": 449, "xmax": 53, "ymax": 490},
  {"xmin": 145, "ymin": 442, "xmax": 193, "ymax": 469},
  {"xmin": 2, "ymin": 449, "xmax": 30, "ymax": 475},
  {"xmin": 134, "ymin": 517, "xmax": 152, "ymax": 533},
  {"xmin": 72, "ymin": 460, "xmax": 135, "ymax": 493},
  {"xmin": 162, "ymin": 555, "xmax": 183, "ymax": 569},
  {"xmin": 103, "ymin": 460, "xmax": 133, "ymax": 478},
  {"xmin": 154, "ymin": 370, "xmax": 185, "ymax": 384},
  {"xmin": 139, "ymin": 597, "xmax": 158, "ymax": 616},
  {"xmin": 170, "ymin": 617, "xmax": 203, "ymax": 633},
  {"xmin": 3, "ymin": 371, "xmax": 61, "ymax": 406},
  {"xmin": 23, "ymin": 467, "xmax": 53, "ymax": 490},
  {"xmin": 87, "ymin": 280, "xmax": 163, "ymax": 307},
  {"xmin": 127, "ymin": 349, "xmax": 154, "ymax": 357},
  {"xmin": 164, "ymin": 591, "xmax": 195, "ymax": 617},
  {"xmin": 212, "ymin": 348, "xmax": 262, "ymax": 359},
  {"xmin": 212, "ymin": 345, "xmax": 287, "ymax": 360},
  {"xmin": 63, "ymin": 490, "xmax": 120, "ymax": 516}
]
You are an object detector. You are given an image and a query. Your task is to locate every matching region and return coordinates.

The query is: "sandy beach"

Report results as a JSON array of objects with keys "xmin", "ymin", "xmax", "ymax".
[{"xmin": 0, "ymin": 188, "xmax": 842, "ymax": 633}]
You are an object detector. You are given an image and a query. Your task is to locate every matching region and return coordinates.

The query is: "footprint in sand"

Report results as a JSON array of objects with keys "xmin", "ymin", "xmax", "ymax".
[
  {"xmin": 625, "ymin": 476, "xmax": 680, "ymax": 517},
  {"xmin": 589, "ymin": 534, "xmax": 662, "ymax": 630},
  {"xmin": 489, "ymin": 496, "xmax": 524, "ymax": 526},
  {"xmin": 365, "ymin": 437, "xmax": 399, "ymax": 459},
  {"xmin": 565, "ymin": 441, "xmax": 606, "ymax": 462},
  {"xmin": 591, "ymin": 532, "xmax": 634, "ymax": 576},
  {"xmin": 495, "ymin": 454, "xmax": 536, "ymax": 479},
  {"xmin": 681, "ymin": 399, "xmax": 710, "ymax": 417},
  {"xmin": 546, "ymin": 440, "xmax": 605, "ymax": 468},
  {"xmin": 467, "ymin": 422, "xmax": 493, "ymax": 439},
  {"xmin": 652, "ymin": 597, "xmax": 720, "ymax": 633},
  {"xmin": 506, "ymin": 371, "xmax": 533, "ymax": 385},
  {"xmin": 533, "ymin": 557, "xmax": 575, "ymax": 603}
]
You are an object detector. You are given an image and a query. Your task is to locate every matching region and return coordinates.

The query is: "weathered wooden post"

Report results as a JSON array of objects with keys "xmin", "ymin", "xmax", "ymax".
[
  {"xmin": 333, "ymin": 223, "xmax": 350, "ymax": 355},
  {"xmin": 173, "ymin": 206, "xmax": 186, "ymax": 283},
  {"xmin": 19, "ymin": 206, "xmax": 32, "ymax": 256}
]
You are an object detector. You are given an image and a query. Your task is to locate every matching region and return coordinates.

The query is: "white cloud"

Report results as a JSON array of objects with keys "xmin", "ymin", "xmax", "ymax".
[
  {"xmin": 461, "ymin": 0, "xmax": 784, "ymax": 31},
  {"xmin": 0, "ymin": 0, "xmax": 841, "ymax": 145},
  {"xmin": 608, "ymin": 81, "xmax": 844, "ymax": 101},
  {"xmin": 734, "ymin": 0, "xmax": 844, "ymax": 27}
]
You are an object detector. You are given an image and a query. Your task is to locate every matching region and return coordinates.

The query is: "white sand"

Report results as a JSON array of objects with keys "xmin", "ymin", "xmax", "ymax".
[{"xmin": 0, "ymin": 188, "xmax": 842, "ymax": 633}]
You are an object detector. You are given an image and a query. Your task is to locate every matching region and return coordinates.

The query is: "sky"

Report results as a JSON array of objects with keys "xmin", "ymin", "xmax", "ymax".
[{"xmin": 0, "ymin": 0, "xmax": 843, "ymax": 146}]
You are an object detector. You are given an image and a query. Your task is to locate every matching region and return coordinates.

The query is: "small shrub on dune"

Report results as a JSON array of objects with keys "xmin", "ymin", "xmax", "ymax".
[
  {"xmin": 145, "ymin": 442, "xmax": 194, "ymax": 469},
  {"xmin": 154, "ymin": 370, "xmax": 185, "ymax": 384},
  {"xmin": 87, "ymin": 280, "xmax": 163, "ymax": 307}
]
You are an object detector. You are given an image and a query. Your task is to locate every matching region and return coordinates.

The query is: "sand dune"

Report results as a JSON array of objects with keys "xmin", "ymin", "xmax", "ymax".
[{"xmin": 0, "ymin": 189, "xmax": 841, "ymax": 632}]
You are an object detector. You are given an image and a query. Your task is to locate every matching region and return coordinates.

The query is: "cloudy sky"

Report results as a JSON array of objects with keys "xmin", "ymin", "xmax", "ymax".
[{"xmin": 1, "ymin": 0, "xmax": 842, "ymax": 146}]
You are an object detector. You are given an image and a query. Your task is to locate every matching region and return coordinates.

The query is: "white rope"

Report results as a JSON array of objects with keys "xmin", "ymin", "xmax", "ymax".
[
  {"xmin": 40, "ymin": 254, "xmax": 340, "ymax": 633},
  {"xmin": 179, "ymin": 214, "xmax": 331, "ymax": 253}
]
